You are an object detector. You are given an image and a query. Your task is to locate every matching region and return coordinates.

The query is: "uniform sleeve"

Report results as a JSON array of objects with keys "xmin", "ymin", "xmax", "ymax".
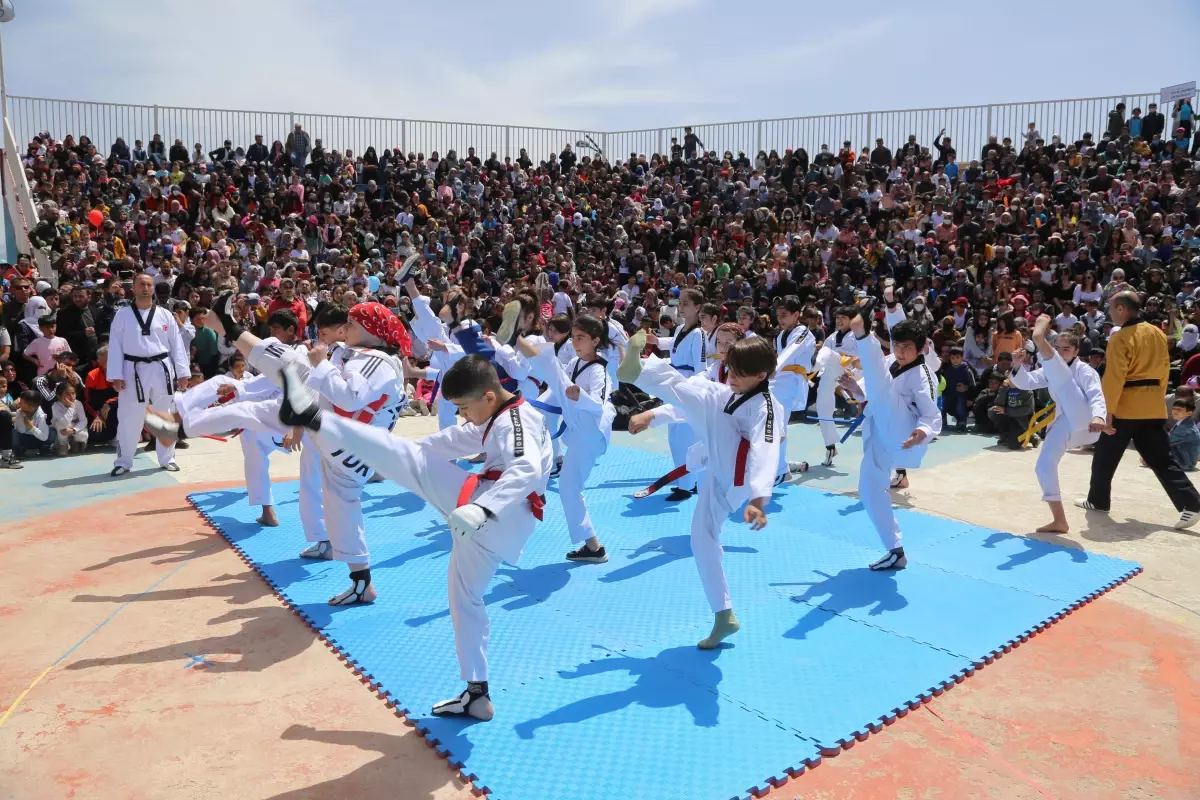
[
  {"xmin": 648, "ymin": 403, "xmax": 686, "ymax": 427},
  {"xmin": 913, "ymin": 368, "xmax": 943, "ymax": 439},
  {"xmin": 1009, "ymin": 364, "xmax": 1049, "ymax": 390},
  {"xmin": 248, "ymin": 338, "xmax": 301, "ymax": 379},
  {"xmin": 884, "ymin": 303, "xmax": 907, "ymax": 331},
  {"xmin": 166, "ymin": 313, "xmax": 190, "ymax": 379},
  {"xmin": 570, "ymin": 360, "xmax": 610, "ymax": 418},
  {"xmin": 238, "ymin": 373, "xmax": 280, "ymax": 402},
  {"xmin": 493, "ymin": 342, "xmax": 532, "ymax": 381},
  {"xmin": 743, "ymin": 398, "xmax": 781, "ymax": 503},
  {"xmin": 417, "ymin": 419, "xmax": 485, "ymax": 460},
  {"xmin": 309, "ymin": 358, "xmax": 380, "ymax": 413},
  {"xmin": 923, "ymin": 345, "xmax": 941, "ymax": 374},
  {"xmin": 857, "ymin": 333, "xmax": 894, "ymax": 404},
  {"xmin": 473, "ymin": 414, "xmax": 548, "ymax": 516},
  {"xmin": 107, "ymin": 310, "xmax": 126, "ymax": 382},
  {"xmin": 410, "ymin": 294, "xmax": 446, "ymax": 344},
  {"xmin": 1100, "ymin": 330, "xmax": 1130, "ymax": 415},
  {"xmin": 1080, "ymin": 364, "xmax": 1107, "ymax": 421}
]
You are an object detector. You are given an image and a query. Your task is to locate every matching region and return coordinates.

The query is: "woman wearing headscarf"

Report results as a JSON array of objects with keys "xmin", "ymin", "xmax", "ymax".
[
  {"xmin": 14, "ymin": 295, "xmax": 50, "ymax": 386},
  {"xmin": 1176, "ymin": 324, "xmax": 1200, "ymax": 362}
]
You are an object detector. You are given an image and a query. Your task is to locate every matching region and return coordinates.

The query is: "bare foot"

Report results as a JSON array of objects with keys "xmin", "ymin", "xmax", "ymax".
[
  {"xmin": 257, "ymin": 508, "xmax": 280, "ymax": 527},
  {"xmin": 1036, "ymin": 521, "xmax": 1070, "ymax": 533}
]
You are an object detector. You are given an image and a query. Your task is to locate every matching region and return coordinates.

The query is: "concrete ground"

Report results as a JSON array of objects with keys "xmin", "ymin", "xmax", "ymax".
[{"xmin": 2, "ymin": 415, "xmax": 1198, "ymax": 800}]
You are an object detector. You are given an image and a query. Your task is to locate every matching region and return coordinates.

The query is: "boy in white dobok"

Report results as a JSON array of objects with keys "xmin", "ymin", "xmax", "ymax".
[
  {"xmin": 813, "ymin": 305, "xmax": 861, "ymax": 467},
  {"xmin": 618, "ymin": 331, "xmax": 781, "ymax": 650},
  {"xmin": 1010, "ymin": 315, "xmax": 1107, "ymax": 533},
  {"xmin": 276, "ymin": 354, "xmax": 551, "ymax": 722},
  {"xmin": 846, "ymin": 301, "xmax": 942, "ymax": 571},
  {"xmin": 647, "ymin": 288, "xmax": 707, "ymax": 501}
]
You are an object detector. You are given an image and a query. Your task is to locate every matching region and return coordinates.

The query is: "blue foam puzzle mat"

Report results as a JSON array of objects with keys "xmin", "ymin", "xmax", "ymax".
[{"xmin": 189, "ymin": 443, "xmax": 1141, "ymax": 799}]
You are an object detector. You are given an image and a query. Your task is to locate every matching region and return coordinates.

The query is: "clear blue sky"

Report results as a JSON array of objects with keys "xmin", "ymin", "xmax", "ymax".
[{"xmin": 4, "ymin": 0, "xmax": 1199, "ymax": 130}]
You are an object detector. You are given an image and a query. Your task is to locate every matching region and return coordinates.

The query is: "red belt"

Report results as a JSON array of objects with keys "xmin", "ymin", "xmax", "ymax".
[
  {"xmin": 635, "ymin": 438, "xmax": 750, "ymax": 499},
  {"xmin": 456, "ymin": 469, "xmax": 546, "ymax": 521}
]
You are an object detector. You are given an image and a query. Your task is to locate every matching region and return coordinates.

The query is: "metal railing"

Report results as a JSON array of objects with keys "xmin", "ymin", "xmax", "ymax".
[{"xmin": 8, "ymin": 91, "xmax": 1189, "ymax": 170}]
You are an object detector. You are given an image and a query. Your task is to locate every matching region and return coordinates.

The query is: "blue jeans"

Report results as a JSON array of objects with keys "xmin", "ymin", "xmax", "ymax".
[{"xmin": 13, "ymin": 428, "xmax": 57, "ymax": 456}]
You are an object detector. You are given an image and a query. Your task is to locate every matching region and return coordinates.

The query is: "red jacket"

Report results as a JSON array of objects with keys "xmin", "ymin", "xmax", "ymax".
[{"xmin": 268, "ymin": 297, "xmax": 308, "ymax": 331}]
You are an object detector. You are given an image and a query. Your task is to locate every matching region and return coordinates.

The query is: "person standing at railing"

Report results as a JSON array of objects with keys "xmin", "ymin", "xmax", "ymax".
[
  {"xmin": 684, "ymin": 126, "xmax": 703, "ymax": 160},
  {"xmin": 286, "ymin": 123, "xmax": 310, "ymax": 172}
]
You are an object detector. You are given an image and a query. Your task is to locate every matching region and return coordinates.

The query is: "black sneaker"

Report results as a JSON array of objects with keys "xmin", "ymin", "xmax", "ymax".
[
  {"xmin": 175, "ymin": 440, "xmax": 190, "ymax": 450},
  {"xmin": 566, "ymin": 544, "xmax": 609, "ymax": 563},
  {"xmin": 869, "ymin": 548, "xmax": 907, "ymax": 571},
  {"xmin": 278, "ymin": 363, "xmax": 322, "ymax": 429},
  {"xmin": 665, "ymin": 487, "xmax": 695, "ymax": 502}
]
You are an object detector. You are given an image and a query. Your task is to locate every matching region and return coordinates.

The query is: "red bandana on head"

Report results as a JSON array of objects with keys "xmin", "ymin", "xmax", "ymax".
[{"xmin": 350, "ymin": 302, "xmax": 412, "ymax": 356}]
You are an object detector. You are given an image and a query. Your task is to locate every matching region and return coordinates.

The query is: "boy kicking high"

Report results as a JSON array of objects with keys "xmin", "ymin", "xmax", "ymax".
[
  {"xmin": 848, "ymin": 301, "xmax": 942, "ymax": 570},
  {"xmin": 1010, "ymin": 314, "xmax": 1106, "ymax": 533},
  {"xmin": 276, "ymin": 354, "xmax": 551, "ymax": 721}
]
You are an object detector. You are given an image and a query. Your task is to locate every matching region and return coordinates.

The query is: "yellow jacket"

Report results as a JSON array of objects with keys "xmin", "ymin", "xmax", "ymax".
[{"xmin": 1102, "ymin": 320, "xmax": 1169, "ymax": 420}]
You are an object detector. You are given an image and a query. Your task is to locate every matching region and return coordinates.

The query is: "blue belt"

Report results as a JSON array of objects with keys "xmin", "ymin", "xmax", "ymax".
[
  {"xmin": 528, "ymin": 398, "xmax": 567, "ymax": 440},
  {"xmin": 674, "ymin": 364, "xmax": 695, "ymax": 373}
]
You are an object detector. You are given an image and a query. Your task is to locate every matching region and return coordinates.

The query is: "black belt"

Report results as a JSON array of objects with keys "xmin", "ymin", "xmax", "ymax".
[
  {"xmin": 1123, "ymin": 379, "xmax": 1159, "ymax": 388},
  {"xmin": 124, "ymin": 352, "xmax": 173, "ymax": 403}
]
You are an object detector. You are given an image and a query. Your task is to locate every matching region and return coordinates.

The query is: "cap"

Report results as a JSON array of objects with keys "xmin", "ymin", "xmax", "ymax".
[
  {"xmin": 953, "ymin": 296, "xmax": 969, "ymax": 305},
  {"xmin": 246, "ymin": 293, "xmax": 261, "ymax": 306}
]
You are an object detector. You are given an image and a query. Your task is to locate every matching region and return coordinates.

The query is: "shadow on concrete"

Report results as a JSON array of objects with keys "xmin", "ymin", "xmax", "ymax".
[
  {"xmin": 73, "ymin": 570, "xmax": 265, "ymax": 607},
  {"xmin": 65, "ymin": 606, "xmax": 312, "ymax": 673},
  {"xmin": 270, "ymin": 725, "xmax": 467, "ymax": 800},
  {"xmin": 43, "ymin": 468, "xmax": 163, "ymax": 488},
  {"xmin": 81, "ymin": 534, "xmax": 224, "ymax": 572},
  {"xmin": 125, "ymin": 506, "xmax": 198, "ymax": 517}
]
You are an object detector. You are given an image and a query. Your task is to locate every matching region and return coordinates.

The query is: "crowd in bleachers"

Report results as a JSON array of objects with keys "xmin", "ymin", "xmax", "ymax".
[{"xmin": 2, "ymin": 96, "xmax": 1199, "ymax": 471}]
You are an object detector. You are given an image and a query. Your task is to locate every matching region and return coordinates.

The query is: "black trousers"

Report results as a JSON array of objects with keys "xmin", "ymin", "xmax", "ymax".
[{"xmin": 1088, "ymin": 417, "xmax": 1200, "ymax": 512}]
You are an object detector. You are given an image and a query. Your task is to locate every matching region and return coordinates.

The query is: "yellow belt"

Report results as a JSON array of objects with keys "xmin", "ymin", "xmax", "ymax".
[
  {"xmin": 780, "ymin": 365, "xmax": 813, "ymax": 379},
  {"xmin": 839, "ymin": 355, "xmax": 861, "ymax": 371},
  {"xmin": 1019, "ymin": 402, "xmax": 1056, "ymax": 446}
]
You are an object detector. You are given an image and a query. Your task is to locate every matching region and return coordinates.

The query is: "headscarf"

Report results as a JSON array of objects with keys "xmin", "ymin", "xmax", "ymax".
[
  {"xmin": 23, "ymin": 295, "xmax": 50, "ymax": 325},
  {"xmin": 1182, "ymin": 324, "xmax": 1199, "ymax": 352},
  {"xmin": 349, "ymin": 301, "xmax": 412, "ymax": 355}
]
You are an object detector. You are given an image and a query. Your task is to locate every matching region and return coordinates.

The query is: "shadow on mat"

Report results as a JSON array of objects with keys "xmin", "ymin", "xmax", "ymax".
[
  {"xmin": 513, "ymin": 646, "xmax": 722, "ymax": 740},
  {"xmin": 82, "ymin": 533, "xmax": 223, "ymax": 572},
  {"xmin": 405, "ymin": 562, "xmax": 587, "ymax": 627},
  {"xmin": 621, "ymin": 496, "xmax": 684, "ymax": 518},
  {"xmin": 982, "ymin": 532, "xmax": 1089, "ymax": 569},
  {"xmin": 776, "ymin": 568, "xmax": 907, "ymax": 639},
  {"xmin": 73, "ymin": 570, "xmax": 266, "ymax": 607},
  {"xmin": 43, "ymin": 468, "xmax": 162, "ymax": 488},
  {"xmin": 601, "ymin": 535, "xmax": 757, "ymax": 584},
  {"xmin": 362, "ymin": 490, "xmax": 427, "ymax": 518},
  {"xmin": 65, "ymin": 606, "xmax": 311, "ymax": 673},
  {"xmin": 187, "ymin": 490, "xmax": 249, "ymax": 515},
  {"xmin": 270, "ymin": 725, "xmax": 466, "ymax": 800},
  {"xmin": 373, "ymin": 527, "xmax": 453, "ymax": 571}
]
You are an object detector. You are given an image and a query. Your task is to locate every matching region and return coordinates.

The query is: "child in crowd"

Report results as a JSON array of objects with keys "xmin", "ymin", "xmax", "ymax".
[
  {"xmin": 51, "ymin": 381, "xmax": 89, "ymax": 455},
  {"xmin": 12, "ymin": 389, "xmax": 56, "ymax": 458},
  {"xmin": 939, "ymin": 345, "xmax": 977, "ymax": 431},
  {"xmin": 1169, "ymin": 398, "xmax": 1200, "ymax": 471},
  {"xmin": 25, "ymin": 314, "xmax": 70, "ymax": 376},
  {"xmin": 0, "ymin": 374, "xmax": 21, "ymax": 469}
]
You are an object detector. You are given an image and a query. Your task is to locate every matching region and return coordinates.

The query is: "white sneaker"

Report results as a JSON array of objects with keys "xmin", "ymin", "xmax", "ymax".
[
  {"xmin": 299, "ymin": 540, "xmax": 334, "ymax": 560},
  {"xmin": 787, "ymin": 460, "xmax": 809, "ymax": 474},
  {"xmin": 822, "ymin": 447, "xmax": 836, "ymax": 467},
  {"xmin": 1175, "ymin": 509, "xmax": 1200, "ymax": 530}
]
